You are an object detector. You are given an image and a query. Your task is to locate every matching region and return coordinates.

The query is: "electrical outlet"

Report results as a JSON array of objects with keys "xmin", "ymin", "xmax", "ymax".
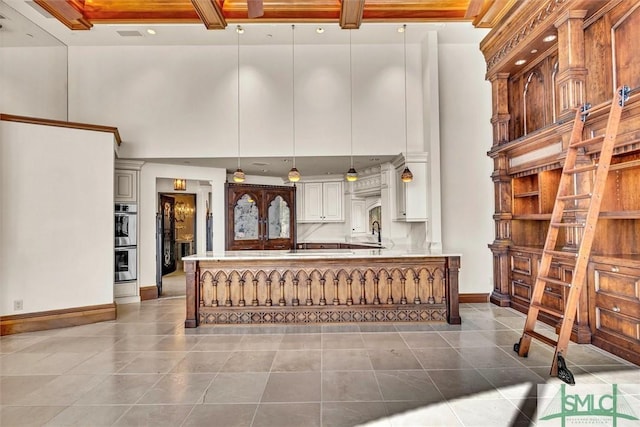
[{"xmin": 14, "ymin": 299, "xmax": 23, "ymax": 310}]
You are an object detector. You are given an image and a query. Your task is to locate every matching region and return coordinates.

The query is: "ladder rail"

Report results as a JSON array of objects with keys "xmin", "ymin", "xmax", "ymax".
[{"xmin": 514, "ymin": 86, "xmax": 629, "ymax": 384}]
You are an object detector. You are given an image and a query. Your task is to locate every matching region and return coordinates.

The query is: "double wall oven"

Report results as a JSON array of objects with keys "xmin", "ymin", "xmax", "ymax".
[{"xmin": 115, "ymin": 203, "xmax": 137, "ymax": 282}]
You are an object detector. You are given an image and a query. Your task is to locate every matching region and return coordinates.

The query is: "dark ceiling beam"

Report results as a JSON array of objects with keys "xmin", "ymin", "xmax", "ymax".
[
  {"xmin": 34, "ymin": 0, "xmax": 92, "ymax": 30},
  {"xmin": 340, "ymin": 0, "xmax": 365, "ymax": 29},
  {"xmin": 190, "ymin": 0, "xmax": 227, "ymax": 29}
]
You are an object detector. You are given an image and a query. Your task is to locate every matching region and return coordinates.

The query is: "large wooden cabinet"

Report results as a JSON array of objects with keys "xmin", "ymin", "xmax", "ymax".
[
  {"xmin": 225, "ymin": 183, "xmax": 296, "ymax": 251},
  {"xmin": 482, "ymin": 0, "xmax": 640, "ymax": 364}
]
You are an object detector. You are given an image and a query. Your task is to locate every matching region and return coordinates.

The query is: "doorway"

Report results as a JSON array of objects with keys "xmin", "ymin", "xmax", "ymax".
[{"xmin": 157, "ymin": 193, "xmax": 196, "ymax": 297}]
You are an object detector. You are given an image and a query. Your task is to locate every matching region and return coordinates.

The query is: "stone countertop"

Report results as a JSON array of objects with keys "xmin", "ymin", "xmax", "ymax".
[{"xmin": 183, "ymin": 248, "xmax": 460, "ymax": 261}]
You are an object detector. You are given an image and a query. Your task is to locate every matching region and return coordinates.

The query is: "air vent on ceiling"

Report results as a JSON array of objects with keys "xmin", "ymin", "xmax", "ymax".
[
  {"xmin": 252, "ymin": 162, "xmax": 270, "ymax": 166},
  {"xmin": 26, "ymin": 1, "xmax": 54, "ymax": 18},
  {"xmin": 117, "ymin": 30, "xmax": 143, "ymax": 37}
]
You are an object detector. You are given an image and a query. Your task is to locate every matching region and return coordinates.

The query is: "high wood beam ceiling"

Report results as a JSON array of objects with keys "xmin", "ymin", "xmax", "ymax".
[{"xmin": 33, "ymin": 0, "xmax": 514, "ymax": 30}]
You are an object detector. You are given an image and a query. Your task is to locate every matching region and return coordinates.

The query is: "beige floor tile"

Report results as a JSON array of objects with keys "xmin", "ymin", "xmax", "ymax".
[
  {"xmin": 237, "ymin": 334, "xmax": 284, "ymax": 350},
  {"xmin": 202, "ymin": 372, "xmax": 269, "ymax": 403},
  {"xmin": 322, "ymin": 333, "xmax": 364, "ymax": 349},
  {"xmin": 0, "ymin": 406, "xmax": 66, "ymax": 427},
  {"xmin": 279, "ymin": 333, "xmax": 322, "ymax": 349},
  {"xmin": 361, "ymin": 332, "xmax": 408, "ymax": 349},
  {"xmin": 0, "ymin": 335, "xmax": 48, "ymax": 354},
  {"xmin": 368, "ymin": 348, "xmax": 422, "ymax": 370},
  {"xmin": 44, "ymin": 405, "xmax": 130, "ymax": 426},
  {"xmin": 1, "ymin": 352, "xmax": 95, "ymax": 375},
  {"xmin": 412, "ymin": 347, "xmax": 473, "ymax": 370},
  {"xmin": 191, "ymin": 335, "xmax": 243, "ymax": 351},
  {"xmin": 375, "ymin": 370, "xmax": 443, "ymax": 403},
  {"xmin": 322, "ymin": 371, "xmax": 383, "ymax": 402},
  {"xmin": 137, "ymin": 373, "xmax": 215, "ymax": 404},
  {"xmin": 169, "ymin": 351, "xmax": 231, "ymax": 373},
  {"xmin": 322, "ymin": 348, "xmax": 373, "ymax": 371},
  {"xmin": 74, "ymin": 374, "xmax": 162, "ymax": 404},
  {"xmin": 112, "ymin": 404, "xmax": 193, "ymax": 426},
  {"xmin": 261, "ymin": 372, "xmax": 321, "ymax": 402},
  {"xmin": 181, "ymin": 403, "xmax": 257, "ymax": 427},
  {"xmin": 0, "ymin": 375, "xmax": 58, "ymax": 405},
  {"xmin": 65, "ymin": 351, "xmax": 141, "ymax": 374},
  {"xmin": 118, "ymin": 351, "xmax": 187, "ymax": 374},
  {"xmin": 220, "ymin": 350, "xmax": 276, "ymax": 372},
  {"xmin": 252, "ymin": 402, "xmax": 321, "ymax": 427},
  {"xmin": 427, "ymin": 369, "xmax": 499, "ymax": 400},
  {"xmin": 12, "ymin": 374, "xmax": 108, "ymax": 406},
  {"xmin": 399, "ymin": 331, "xmax": 452, "ymax": 349},
  {"xmin": 322, "ymin": 401, "xmax": 390, "ymax": 427},
  {"xmin": 385, "ymin": 401, "xmax": 463, "ymax": 427},
  {"xmin": 447, "ymin": 397, "xmax": 532, "ymax": 426},
  {"xmin": 271, "ymin": 349, "xmax": 321, "ymax": 372}
]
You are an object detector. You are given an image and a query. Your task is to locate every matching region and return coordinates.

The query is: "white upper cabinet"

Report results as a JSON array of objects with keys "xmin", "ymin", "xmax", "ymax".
[
  {"xmin": 393, "ymin": 154, "xmax": 428, "ymax": 222},
  {"xmin": 350, "ymin": 198, "xmax": 366, "ymax": 234},
  {"xmin": 114, "ymin": 169, "xmax": 137, "ymax": 202},
  {"xmin": 298, "ymin": 180, "xmax": 344, "ymax": 223}
]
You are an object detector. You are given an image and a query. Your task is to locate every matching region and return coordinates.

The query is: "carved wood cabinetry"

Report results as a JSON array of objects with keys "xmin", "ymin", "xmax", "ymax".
[
  {"xmin": 225, "ymin": 183, "xmax": 296, "ymax": 251},
  {"xmin": 482, "ymin": 0, "xmax": 640, "ymax": 364}
]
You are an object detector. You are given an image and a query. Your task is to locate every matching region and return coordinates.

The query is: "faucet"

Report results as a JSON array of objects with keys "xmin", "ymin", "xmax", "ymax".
[{"xmin": 371, "ymin": 220, "xmax": 381, "ymax": 244}]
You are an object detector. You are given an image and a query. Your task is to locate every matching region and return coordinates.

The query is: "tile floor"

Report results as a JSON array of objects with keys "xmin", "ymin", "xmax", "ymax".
[{"xmin": 1, "ymin": 295, "xmax": 639, "ymax": 426}]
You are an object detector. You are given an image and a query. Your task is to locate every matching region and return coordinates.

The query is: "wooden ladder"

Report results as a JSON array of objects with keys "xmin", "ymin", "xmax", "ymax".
[{"xmin": 513, "ymin": 85, "xmax": 630, "ymax": 385}]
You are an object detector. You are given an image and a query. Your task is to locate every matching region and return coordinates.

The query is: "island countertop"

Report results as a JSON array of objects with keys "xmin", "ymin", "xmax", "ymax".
[
  {"xmin": 183, "ymin": 248, "xmax": 461, "ymax": 261},
  {"xmin": 183, "ymin": 249, "xmax": 461, "ymax": 328}
]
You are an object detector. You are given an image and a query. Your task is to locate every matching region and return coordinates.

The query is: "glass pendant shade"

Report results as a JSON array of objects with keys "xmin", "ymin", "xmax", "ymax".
[
  {"xmin": 346, "ymin": 167, "xmax": 358, "ymax": 182},
  {"xmin": 288, "ymin": 167, "xmax": 301, "ymax": 182},
  {"xmin": 233, "ymin": 168, "xmax": 246, "ymax": 183},
  {"xmin": 401, "ymin": 167, "xmax": 413, "ymax": 183},
  {"xmin": 173, "ymin": 179, "xmax": 187, "ymax": 191}
]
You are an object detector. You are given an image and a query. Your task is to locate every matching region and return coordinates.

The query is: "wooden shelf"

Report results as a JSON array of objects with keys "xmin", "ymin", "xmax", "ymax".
[
  {"xmin": 514, "ymin": 191, "xmax": 540, "ymax": 198},
  {"xmin": 512, "ymin": 214, "xmax": 552, "ymax": 220},
  {"xmin": 599, "ymin": 210, "xmax": 640, "ymax": 219}
]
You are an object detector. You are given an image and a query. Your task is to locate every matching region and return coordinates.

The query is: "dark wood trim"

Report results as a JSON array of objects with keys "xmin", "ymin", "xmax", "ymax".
[
  {"xmin": 459, "ymin": 293, "xmax": 490, "ymax": 303},
  {"xmin": 140, "ymin": 286, "xmax": 159, "ymax": 301},
  {"xmin": 0, "ymin": 113, "xmax": 122, "ymax": 146},
  {"xmin": 0, "ymin": 303, "xmax": 116, "ymax": 336}
]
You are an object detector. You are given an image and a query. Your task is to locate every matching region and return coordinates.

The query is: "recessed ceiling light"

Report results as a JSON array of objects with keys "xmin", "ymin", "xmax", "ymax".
[
  {"xmin": 236, "ymin": 26, "xmax": 244, "ymax": 34},
  {"xmin": 397, "ymin": 26, "xmax": 405, "ymax": 33},
  {"xmin": 515, "ymin": 59, "xmax": 526, "ymax": 66},
  {"xmin": 316, "ymin": 27, "xmax": 324, "ymax": 34},
  {"xmin": 530, "ymin": 49, "xmax": 538, "ymax": 54},
  {"xmin": 146, "ymin": 28, "xmax": 156, "ymax": 35},
  {"xmin": 543, "ymin": 34, "xmax": 557, "ymax": 42}
]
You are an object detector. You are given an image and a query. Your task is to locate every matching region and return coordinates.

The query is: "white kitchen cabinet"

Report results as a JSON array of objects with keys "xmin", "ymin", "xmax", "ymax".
[
  {"xmin": 351, "ymin": 198, "xmax": 366, "ymax": 233},
  {"xmin": 299, "ymin": 180, "xmax": 344, "ymax": 222},
  {"xmin": 394, "ymin": 157, "xmax": 428, "ymax": 222},
  {"xmin": 114, "ymin": 169, "xmax": 137, "ymax": 202}
]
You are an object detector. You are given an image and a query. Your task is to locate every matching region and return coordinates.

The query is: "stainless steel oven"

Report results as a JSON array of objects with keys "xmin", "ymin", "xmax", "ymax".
[
  {"xmin": 115, "ymin": 246, "xmax": 137, "ymax": 282},
  {"xmin": 115, "ymin": 203, "xmax": 137, "ymax": 283},
  {"xmin": 115, "ymin": 203, "xmax": 137, "ymax": 246}
]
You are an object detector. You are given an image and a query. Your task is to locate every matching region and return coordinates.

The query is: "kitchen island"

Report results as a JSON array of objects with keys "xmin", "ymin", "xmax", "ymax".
[{"xmin": 183, "ymin": 249, "xmax": 461, "ymax": 327}]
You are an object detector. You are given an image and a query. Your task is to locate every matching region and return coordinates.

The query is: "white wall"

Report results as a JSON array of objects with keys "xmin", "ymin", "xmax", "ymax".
[
  {"xmin": 138, "ymin": 162, "xmax": 227, "ymax": 289},
  {"xmin": 0, "ymin": 120, "xmax": 114, "ymax": 315},
  {"xmin": 438, "ymin": 42, "xmax": 494, "ymax": 294},
  {"xmin": 0, "ymin": 46, "xmax": 68, "ymax": 120},
  {"xmin": 67, "ymin": 43, "xmax": 424, "ymax": 159}
]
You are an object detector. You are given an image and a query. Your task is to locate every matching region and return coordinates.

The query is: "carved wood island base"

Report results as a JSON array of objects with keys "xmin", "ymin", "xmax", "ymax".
[{"xmin": 183, "ymin": 250, "xmax": 461, "ymax": 327}]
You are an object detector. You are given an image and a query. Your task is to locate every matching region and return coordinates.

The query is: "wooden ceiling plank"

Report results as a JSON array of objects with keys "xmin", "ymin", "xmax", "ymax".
[
  {"xmin": 34, "ymin": 0, "xmax": 93, "ymax": 30},
  {"xmin": 340, "ymin": 0, "xmax": 365, "ymax": 29},
  {"xmin": 465, "ymin": 0, "xmax": 485, "ymax": 19},
  {"xmin": 190, "ymin": 0, "xmax": 227, "ymax": 29}
]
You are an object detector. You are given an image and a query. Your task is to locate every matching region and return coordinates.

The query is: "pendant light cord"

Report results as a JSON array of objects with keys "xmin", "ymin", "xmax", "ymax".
[
  {"xmin": 237, "ymin": 25, "xmax": 241, "ymax": 170},
  {"xmin": 403, "ymin": 24, "xmax": 408, "ymax": 159},
  {"xmin": 292, "ymin": 24, "xmax": 296, "ymax": 169},
  {"xmin": 349, "ymin": 29, "xmax": 354, "ymax": 169}
]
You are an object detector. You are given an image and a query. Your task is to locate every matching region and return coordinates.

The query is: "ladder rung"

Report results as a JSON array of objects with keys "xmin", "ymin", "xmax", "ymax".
[
  {"xmin": 562, "ymin": 208, "xmax": 589, "ymax": 213},
  {"xmin": 557, "ymin": 193, "xmax": 591, "ymax": 201},
  {"xmin": 564, "ymin": 164, "xmax": 598, "ymax": 174},
  {"xmin": 531, "ymin": 302, "xmax": 565, "ymax": 319},
  {"xmin": 551, "ymin": 222, "xmax": 585, "ymax": 228},
  {"xmin": 543, "ymin": 249, "xmax": 578, "ymax": 259},
  {"xmin": 538, "ymin": 275, "xmax": 572, "ymax": 288},
  {"xmin": 524, "ymin": 330, "xmax": 558, "ymax": 348},
  {"xmin": 570, "ymin": 135, "xmax": 604, "ymax": 148}
]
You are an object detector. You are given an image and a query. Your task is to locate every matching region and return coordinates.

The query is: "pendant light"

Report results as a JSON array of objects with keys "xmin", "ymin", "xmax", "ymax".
[
  {"xmin": 345, "ymin": 29, "xmax": 358, "ymax": 182},
  {"xmin": 233, "ymin": 25, "xmax": 245, "ymax": 183},
  {"xmin": 400, "ymin": 24, "xmax": 413, "ymax": 183},
  {"xmin": 288, "ymin": 24, "xmax": 301, "ymax": 183}
]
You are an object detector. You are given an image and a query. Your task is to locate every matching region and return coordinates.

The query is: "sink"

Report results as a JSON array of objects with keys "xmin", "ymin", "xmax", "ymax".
[{"xmin": 287, "ymin": 249, "xmax": 354, "ymax": 257}]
